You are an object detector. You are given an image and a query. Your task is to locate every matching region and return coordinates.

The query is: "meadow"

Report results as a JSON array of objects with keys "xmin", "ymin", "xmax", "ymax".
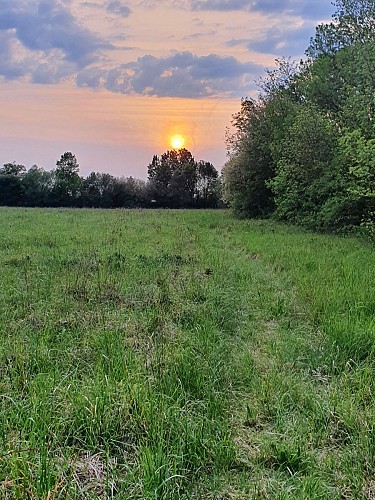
[{"xmin": 0, "ymin": 208, "xmax": 374, "ymax": 499}]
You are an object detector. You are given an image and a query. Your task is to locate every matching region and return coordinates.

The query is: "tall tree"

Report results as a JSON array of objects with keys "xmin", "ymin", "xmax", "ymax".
[
  {"xmin": 195, "ymin": 161, "xmax": 219, "ymax": 206},
  {"xmin": 52, "ymin": 152, "xmax": 81, "ymax": 206},
  {"xmin": 147, "ymin": 154, "xmax": 173, "ymax": 204},
  {"xmin": 223, "ymin": 98, "xmax": 275, "ymax": 216},
  {"xmin": 148, "ymin": 149, "xmax": 195, "ymax": 207},
  {"xmin": 307, "ymin": 0, "xmax": 375, "ymax": 57}
]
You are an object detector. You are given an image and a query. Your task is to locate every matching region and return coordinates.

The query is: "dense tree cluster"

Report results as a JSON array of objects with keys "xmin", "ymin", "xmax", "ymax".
[
  {"xmin": 0, "ymin": 151, "xmax": 221, "ymax": 209},
  {"xmin": 223, "ymin": 0, "xmax": 375, "ymax": 237},
  {"xmin": 147, "ymin": 148, "xmax": 220, "ymax": 208}
]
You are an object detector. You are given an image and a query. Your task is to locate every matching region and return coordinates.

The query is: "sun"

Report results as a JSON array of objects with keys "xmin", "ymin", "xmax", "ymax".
[{"xmin": 171, "ymin": 135, "xmax": 185, "ymax": 150}]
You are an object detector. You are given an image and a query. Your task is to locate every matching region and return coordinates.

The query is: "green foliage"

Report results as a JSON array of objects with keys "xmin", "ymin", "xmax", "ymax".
[
  {"xmin": 269, "ymin": 106, "xmax": 340, "ymax": 226},
  {"xmin": 340, "ymin": 129, "xmax": 375, "ymax": 201},
  {"xmin": 21, "ymin": 165, "xmax": 54, "ymax": 207},
  {"xmin": 338, "ymin": 129, "xmax": 375, "ymax": 232},
  {"xmin": 307, "ymin": 0, "xmax": 375, "ymax": 57},
  {"xmin": 224, "ymin": 1, "xmax": 375, "ymax": 237},
  {"xmin": 222, "ymin": 98, "xmax": 274, "ymax": 217}
]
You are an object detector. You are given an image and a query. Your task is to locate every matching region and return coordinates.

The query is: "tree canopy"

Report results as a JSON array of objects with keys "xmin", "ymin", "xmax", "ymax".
[
  {"xmin": 222, "ymin": 0, "xmax": 375, "ymax": 238},
  {"xmin": 147, "ymin": 148, "xmax": 220, "ymax": 208},
  {"xmin": 0, "ymin": 150, "xmax": 221, "ymax": 209}
]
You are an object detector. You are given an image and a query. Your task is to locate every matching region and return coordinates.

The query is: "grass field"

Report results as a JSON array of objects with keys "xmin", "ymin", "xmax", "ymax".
[{"xmin": 0, "ymin": 208, "xmax": 374, "ymax": 499}]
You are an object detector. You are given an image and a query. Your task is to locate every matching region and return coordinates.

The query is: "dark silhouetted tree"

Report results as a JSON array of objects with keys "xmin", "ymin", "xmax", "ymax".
[
  {"xmin": 0, "ymin": 162, "xmax": 26, "ymax": 205},
  {"xmin": 22, "ymin": 165, "xmax": 54, "ymax": 206},
  {"xmin": 0, "ymin": 162, "xmax": 26, "ymax": 177},
  {"xmin": 147, "ymin": 148, "xmax": 219, "ymax": 207},
  {"xmin": 52, "ymin": 152, "xmax": 81, "ymax": 206}
]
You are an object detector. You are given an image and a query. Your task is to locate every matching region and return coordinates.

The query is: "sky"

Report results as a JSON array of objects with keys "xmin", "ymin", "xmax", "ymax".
[{"xmin": 0, "ymin": 0, "xmax": 334, "ymax": 179}]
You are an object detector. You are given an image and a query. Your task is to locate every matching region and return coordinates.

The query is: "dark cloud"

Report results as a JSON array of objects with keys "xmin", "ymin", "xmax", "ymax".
[
  {"xmin": 0, "ymin": 28, "xmax": 76, "ymax": 83},
  {"xmin": 77, "ymin": 51, "xmax": 263, "ymax": 98},
  {"xmin": 0, "ymin": 32, "xmax": 28, "ymax": 80},
  {"xmin": 250, "ymin": 0, "xmax": 332, "ymax": 20},
  {"xmin": 106, "ymin": 1, "xmax": 131, "ymax": 16},
  {"xmin": 190, "ymin": 0, "xmax": 249, "ymax": 11},
  {"xmin": 0, "ymin": 0, "xmax": 109, "ymax": 75},
  {"xmin": 228, "ymin": 21, "xmax": 316, "ymax": 57},
  {"xmin": 0, "ymin": 2, "xmax": 260, "ymax": 97},
  {"xmin": 187, "ymin": 0, "xmax": 333, "ymax": 20},
  {"xmin": 0, "ymin": 0, "xmax": 329, "ymax": 97},
  {"xmin": 251, "ymin": 25, "xmax": 314, "ymax": 56},
  {"xmin": 82, "ymin": 0, "xmax": 131, "ymax": 16}
]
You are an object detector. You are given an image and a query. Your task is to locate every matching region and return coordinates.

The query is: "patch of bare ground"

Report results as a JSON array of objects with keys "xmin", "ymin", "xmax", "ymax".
[
  {"xmin": 63, "ymin": 451, "xmax": 116, "ymax": 499},
  {"xmin": 364, "ymin": 480, "xmax": 375, "ymax": 499}
]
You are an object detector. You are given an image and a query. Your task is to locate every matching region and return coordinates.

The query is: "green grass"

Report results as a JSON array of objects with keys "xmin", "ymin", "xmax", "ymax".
[{"xmin": 0, "ymin": 208, "xmax": 374, "ymax": 499}]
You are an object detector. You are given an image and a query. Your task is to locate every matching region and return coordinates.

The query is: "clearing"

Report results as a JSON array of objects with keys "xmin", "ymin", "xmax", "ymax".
[{"xmin": 0, "ymin": 208, "xmax": 374, "ymax": 499}]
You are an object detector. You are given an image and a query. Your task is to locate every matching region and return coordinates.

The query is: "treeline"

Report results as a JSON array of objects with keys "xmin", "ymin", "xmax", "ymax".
[
  {"xmin": 0, "ymin": 150, "xmax": 221, "ymax": 209},
  {"xmin": 223, "ymin": 0, "xmax": 375, "ymax": 238}
]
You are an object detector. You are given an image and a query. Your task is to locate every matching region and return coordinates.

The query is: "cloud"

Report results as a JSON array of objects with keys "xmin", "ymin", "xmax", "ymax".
[
  {"xmin": 189, "ymin": 0, "xmax": 249, "ymax": 11},
  {"xmin": 77, "ymin": 51, "xmax": 263, "ymax": 98},
  {"xmin": 228, "ymin": 21, "xmax": 317, "ymax": 57},
  {"xmin": 181, "ymin": 0, "xmax": 332, "ymax": 20},
  {"xmin": 106, "ymin": 1, "xmax": 131, "ymax": 16},
  {"xmin": 83, "ymin": 0, "xmax": 131, "ymax": 16},
  {"xmin": 0, "ymin": 0, "xmax": 329, "ymax": 97},
  {"xmin": 0, "ymin": 28, "xmax": 77, "ymax": 84},
  {"xmin": 0, "ymin": 0, "xmax": 110, "ymax": 77},
  {"xmin": 0, "ymin": 2, "xmax": 261, "ymax": 97},
  {"xmin": 250, "ymin": 0, "xmax": 332, "ymax": 20},
  {"xmin": 0, "ymin": 32, "xmax": 29, "ymax": 80}
]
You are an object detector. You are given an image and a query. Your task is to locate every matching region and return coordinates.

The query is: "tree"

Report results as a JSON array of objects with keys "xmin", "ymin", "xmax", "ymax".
[
  {"xmin": 0, "ymin": 162, "xmax": 26, "ymax": 177},
  {"xmin": 52, "ymin": 152, "xmax": 81, "ymax": 206},
  {"xmin": 148, "ymin": 148, "xmax": 218, "ymax": 207},
  {"xmin": 307, "ymin": 0, "xmax": 375, "ymax": 58},
  {"xmin": 22, "ymin": 165, "xmax": 54, "ymax": 206},
  {"xmin": 147, "ymin": 154, "xmax": 173, "ymax": 204},
  {"xmin": 110, "ymin": 177, "xmax": 147, "ymax": 208},
  {"xmin": 223, "ymin": 0, "xmax": 375, "ymax": 233},
  {"xmin": 195, "ymin": 161, "xmax": 219, "ymax": 207},
  {"xmin": 223, "ymin": 98, "xmax": 275, "ymax": 216},
  {"xmin": 169, "ymin": 161, "xmax": 197, "ymax": 207},
  {"xmin": 338, "ymin": 130, "xmax": 375, "ymax": 224},
  {"xmin": 268, "ymin": 106, "xmax": 341, "ymax": 227},
  {"xmin": 0, "ymin": 175, "xmax": 23, "ymax": 206},
  {"xmin": 80, "ymin": 172, "xmax": 116, "ymax": 207},
  {"xmin": 305, "ymin": 0, "xmax": 375, "ymax": 131},
  {"xmin": 0, "ymin": 162, "xmax": 26, "ymax": 205}
]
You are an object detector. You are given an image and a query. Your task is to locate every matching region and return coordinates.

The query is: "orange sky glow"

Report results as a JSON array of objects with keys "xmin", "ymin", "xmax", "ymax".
[{"xmin": 0, "ymin": 0, "xmax": 333, "ymax": 179}]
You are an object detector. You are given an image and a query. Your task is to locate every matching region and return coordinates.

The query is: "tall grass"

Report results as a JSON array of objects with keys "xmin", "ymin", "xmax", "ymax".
[{"xmin": 0, "ymin": 208, "xmax": 373, "ymax": 498}]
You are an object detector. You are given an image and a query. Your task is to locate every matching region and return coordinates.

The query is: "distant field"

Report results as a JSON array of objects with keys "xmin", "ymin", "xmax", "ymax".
[{"xmin": 0, "ymin": 208, "xmax": 374, "ymax": 499}]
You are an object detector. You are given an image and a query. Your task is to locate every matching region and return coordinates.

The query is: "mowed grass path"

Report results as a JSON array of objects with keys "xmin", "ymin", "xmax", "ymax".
[{"xmin": 0, "ymin": 208, "xmax": 374, "ymax": 499}]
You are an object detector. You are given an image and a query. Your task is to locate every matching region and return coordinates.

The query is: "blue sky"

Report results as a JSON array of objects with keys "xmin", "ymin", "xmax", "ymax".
[{"xmin": 0, "ymin": 0, "xmax": 333, "ymax": 178}]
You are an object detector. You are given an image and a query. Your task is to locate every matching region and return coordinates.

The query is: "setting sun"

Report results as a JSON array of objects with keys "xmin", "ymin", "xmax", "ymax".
[{"xmin": 171, "ymin": 135, "xmax": 185, "ymax": 150}]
